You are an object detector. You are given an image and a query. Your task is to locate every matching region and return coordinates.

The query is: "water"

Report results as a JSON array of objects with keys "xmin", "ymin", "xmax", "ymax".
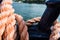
[{"xmin": 12, "ymin": 2, "xmax": 60, "ymax": 22}]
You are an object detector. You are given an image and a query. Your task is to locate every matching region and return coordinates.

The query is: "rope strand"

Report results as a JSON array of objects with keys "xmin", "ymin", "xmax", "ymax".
[
  {"xmin": 0, "ymin": 0, "xmax": 29, "ymax": 40},
  {"xmin": 50, "ymin": 22, "xmax": 60, "ymax": 40},
  {"xmin": 26, "ymin": 17, "xmax": 57, "ymax": 26},
  {"xmin": 15, "ymin": 14, "xmax": 29, "ymax": 40}
]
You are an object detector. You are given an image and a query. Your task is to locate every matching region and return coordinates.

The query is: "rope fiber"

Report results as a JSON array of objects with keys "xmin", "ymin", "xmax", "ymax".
[
  {"xmin": 0, "ymin": 0, "xmax": 29, "ymax": 40},
  {"xmin": 0, "ymin": 0, "xmax": 60, "ymax": 40}
]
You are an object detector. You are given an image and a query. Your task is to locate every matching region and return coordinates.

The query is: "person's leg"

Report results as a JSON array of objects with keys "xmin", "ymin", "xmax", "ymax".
[{"xmin": 38, "ymin": 2, "xmax": 60, "ymax": 33}]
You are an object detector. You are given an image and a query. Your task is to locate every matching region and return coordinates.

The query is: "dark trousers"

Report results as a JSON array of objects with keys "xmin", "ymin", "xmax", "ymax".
[{"xmin": 38, "ymin": 2, "xmax": 60, "ymax": 33}]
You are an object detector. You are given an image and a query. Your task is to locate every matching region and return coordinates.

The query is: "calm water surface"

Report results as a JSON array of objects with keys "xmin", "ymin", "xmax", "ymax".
[{"xmin": 12, "ymin": 2, "xmax": 60, "ymax": 22}]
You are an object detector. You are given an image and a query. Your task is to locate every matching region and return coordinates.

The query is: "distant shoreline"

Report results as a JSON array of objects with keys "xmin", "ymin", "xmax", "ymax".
[
  {"xmin": 14, "ymin": 1, "xmax": 45, "ymax": 4},
  {"xmin": 23, "ymin": 1, "xmax": 45, "ymax": 4},
  {"xmin": 23, "ymin": 2, "xmax": 45, "ymax": 4}
]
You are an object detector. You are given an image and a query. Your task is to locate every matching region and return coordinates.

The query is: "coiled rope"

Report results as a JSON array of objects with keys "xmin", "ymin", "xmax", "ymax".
[
  {"xmin": 0, "ymin": 0, "xmax": 29, "ymax": 40},
  {"xmin": 1, "ymin": 0, "xmax": 60, "ymax": 40},
  {"xmin": 15, "ymin": 14, "xmax": 29, "ymax": 40}
]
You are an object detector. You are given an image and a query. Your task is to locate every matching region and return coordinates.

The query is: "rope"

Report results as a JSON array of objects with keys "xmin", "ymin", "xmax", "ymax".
[
  {"xmin": 26, "ymin": 17, "xmax": 57, "ymax": 26},
  {"xmin": 0, "ymin": 0, "xmax": 29, "ymax": 40},
  {"xmin": 0, "ymin": 0, "xmax": 16, "ymax": 40},
  {"xmin": 26, "ymin": 17, "xmax": 41, "ymax": 26},
  {"xmin": 1, "ymin": 0, "xmax": 60, "ymax": 40},
  {"xmin": 50, "ymin": 22, "xmax": 60, "ymax": 40},
  {"xmin": 15, "ymin": 14, "xmax": 29, "ymax": 40}
]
